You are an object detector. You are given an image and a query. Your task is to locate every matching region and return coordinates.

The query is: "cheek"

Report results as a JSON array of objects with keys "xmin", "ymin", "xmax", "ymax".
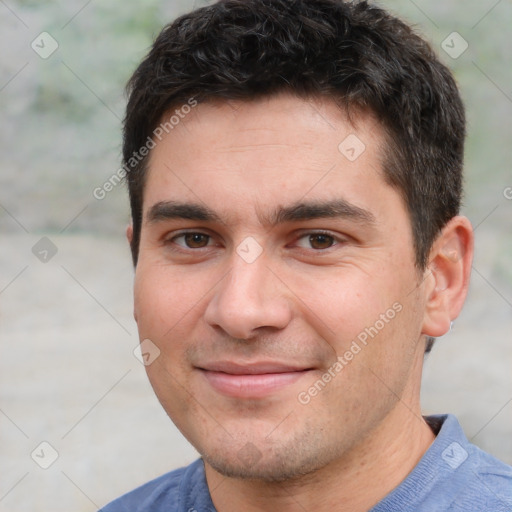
[
  {"xmin": 294, "ymin": 268, "xmax": 396, "ymax": 348},
  {"xmin": 133, "ymin": 266, "xmax": 205, "ymax": 419},
  {"xmin": 133, "ymin": 264, "xmax": 205, "ymax": 342},
  {"xmin": 296, "ymin": 262, "xmax": 423, "ymax": 383}
]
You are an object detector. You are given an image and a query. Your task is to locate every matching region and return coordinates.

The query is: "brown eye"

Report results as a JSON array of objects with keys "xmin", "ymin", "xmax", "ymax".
[
  {"xmin": 172, "ymin": 233, "xmax": 211, "ymax": 248},
  {"xmin": 308, "ymin": 233, "xmax": 335, "ymax": 249},
  {"xmin": 184, "ymin": 233, "xmax": 210, "ymax": 248}
]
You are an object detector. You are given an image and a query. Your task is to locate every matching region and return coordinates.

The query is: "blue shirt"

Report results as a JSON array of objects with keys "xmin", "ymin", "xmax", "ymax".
[{"xmin": 99, "ymin": 415, "xmax": 512, "ymax": 511}]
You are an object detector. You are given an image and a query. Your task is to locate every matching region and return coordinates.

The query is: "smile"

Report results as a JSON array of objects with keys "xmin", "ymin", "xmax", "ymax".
[{"xmin": 197, "ymin": 362, "xmax": 313, "ymax": 398}]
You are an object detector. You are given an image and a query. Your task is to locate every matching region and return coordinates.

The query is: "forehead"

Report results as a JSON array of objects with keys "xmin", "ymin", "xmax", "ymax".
[{"xmin": 143, "ymin": 94, "xmax": 398, "ymax": 223}]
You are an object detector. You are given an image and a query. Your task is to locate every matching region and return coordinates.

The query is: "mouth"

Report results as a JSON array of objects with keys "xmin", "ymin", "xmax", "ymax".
[{"xmin": 196, "ymin": 361, "xmax": 314, "ymax": 399}]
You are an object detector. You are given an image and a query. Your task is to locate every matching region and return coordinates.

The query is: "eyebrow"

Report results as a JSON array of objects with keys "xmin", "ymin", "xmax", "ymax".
[
  {"xmin": 269, "ymin": 199, "xmax": 376, "ymax": 226},
  {"xmin": 146, "ymin": 198, "xmax": 375, "ymax": 226},
  {"xmin": 146, "ymin": 201, "xmax": 222, "ymax": 224}
]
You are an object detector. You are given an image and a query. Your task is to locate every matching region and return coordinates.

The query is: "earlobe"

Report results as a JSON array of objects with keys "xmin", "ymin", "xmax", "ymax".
[
  {"xmin": 126, "ymin": 224, "xmax": 133, "ymax": 245},
  {"xmin": 421, "ymin": 216, "xmax": 474, "ymax": 338}
]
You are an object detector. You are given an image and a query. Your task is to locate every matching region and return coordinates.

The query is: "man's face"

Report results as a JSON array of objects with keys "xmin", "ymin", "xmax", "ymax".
[{"xmin": 133, "ymin": 94, "xmax": 428, "ymax": 480}]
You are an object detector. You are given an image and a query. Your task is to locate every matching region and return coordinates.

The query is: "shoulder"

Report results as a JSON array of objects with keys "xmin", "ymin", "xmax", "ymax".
[
  {"xmin": 373, "ymin": 415, "xmax": 512, "ymax": 512},
  {"xmin": 453, "ymin": 441, "xmax": 512, "ymax": 511},
  {"xmin": 428, "ymin": 414, "xmax": 512, "ymax": 511},
  {"xmin": 98, "ymin": 459, "xmax": 207, "ymax": 512}
]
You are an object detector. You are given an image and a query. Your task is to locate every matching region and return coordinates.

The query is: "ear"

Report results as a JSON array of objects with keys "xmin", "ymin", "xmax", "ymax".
[
  {"xmin": 126, "ymin": 224, "xmax": 133, "ymax": 245},
  {"xmin": 421, "ymin": 216, "xmax": 474, "ymax": 338},
  {"xmin": 126, "ymin": 224, "xmax": 138, "ymax": 321}
]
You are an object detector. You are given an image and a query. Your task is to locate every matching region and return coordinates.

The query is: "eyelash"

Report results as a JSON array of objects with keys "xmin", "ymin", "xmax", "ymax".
[
  {"xmin": 167, "ymin": 230, "xmax": 219, "ymax": 250},
  {"xmin": 166, "ymin": 230, "xmax": 346, "ymax": 252},
  {"xmin": 295, "ymin": 230, "xmax": 342, "ymax": 248}
]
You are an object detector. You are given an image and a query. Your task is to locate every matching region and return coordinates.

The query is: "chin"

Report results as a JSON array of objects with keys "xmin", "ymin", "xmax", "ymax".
[
  {"xmin": 200, "ymin": 428, "xmax": 337, "ymax": 482},
  {"xmin": 203, "ymin": 451, "xmax": 319, "ymax": 482}
]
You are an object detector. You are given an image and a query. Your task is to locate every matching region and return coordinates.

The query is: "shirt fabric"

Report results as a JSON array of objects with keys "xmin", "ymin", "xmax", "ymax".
[{"xmin": 99, "ymin": 414, "xmax": 512, "ymax": 511}]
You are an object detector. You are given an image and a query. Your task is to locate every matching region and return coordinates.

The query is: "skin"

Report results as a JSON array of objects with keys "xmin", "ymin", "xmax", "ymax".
[{"xmin": 128, "ymin": 93, "xmax": 473, "ymax": 511}]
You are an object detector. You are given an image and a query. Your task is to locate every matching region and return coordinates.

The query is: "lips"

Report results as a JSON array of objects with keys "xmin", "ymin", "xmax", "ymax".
[{"xmin": 197, "ymin": 361, "xmax": 313, "ymax": 398}]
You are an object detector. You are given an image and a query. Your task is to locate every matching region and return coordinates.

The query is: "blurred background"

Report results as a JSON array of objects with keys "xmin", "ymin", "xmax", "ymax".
[{"xmin": 0, "ymin": 1, "xmax": 511, "ymax": 510}]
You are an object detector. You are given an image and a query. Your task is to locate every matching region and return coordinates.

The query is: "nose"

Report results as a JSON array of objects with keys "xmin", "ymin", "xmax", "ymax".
[{"xmin": 204, "ymin": 254, "xmax": 293, "ymax": 340}]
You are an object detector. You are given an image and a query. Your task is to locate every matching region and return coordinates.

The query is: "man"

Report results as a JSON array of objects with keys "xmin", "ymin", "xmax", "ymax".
[{"xmin": 101, "ymin": 0, "xmax": 512, "ymax": 510}]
